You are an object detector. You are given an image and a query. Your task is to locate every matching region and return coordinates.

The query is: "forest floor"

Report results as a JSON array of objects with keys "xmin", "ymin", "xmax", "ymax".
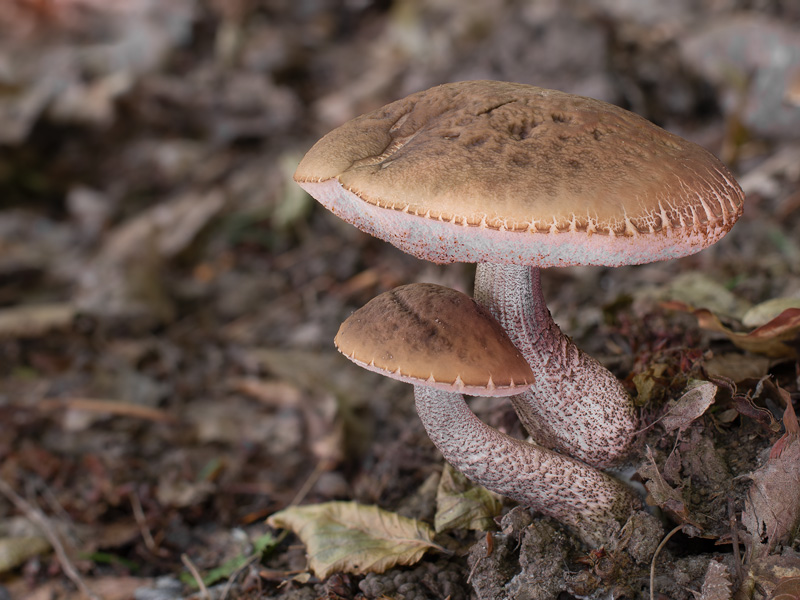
[{"xmin": 1, "ymin": 1, "xmax": 800, "ymax": 599}]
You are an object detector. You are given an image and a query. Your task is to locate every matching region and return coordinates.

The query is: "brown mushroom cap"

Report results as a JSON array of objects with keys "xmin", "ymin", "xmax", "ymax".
[
  {"xmin": 334, "ymin": 283, "xmax": 534, "ymax": 396},
  {"xmin": 295, "ymin": 81, "xmax": 744, "ymax": 267}
]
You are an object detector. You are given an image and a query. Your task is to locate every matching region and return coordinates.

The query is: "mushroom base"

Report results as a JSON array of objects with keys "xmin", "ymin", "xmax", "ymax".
[{"xmin": 414, "ymin": 385, "xmax": 640, "ymax": 547}]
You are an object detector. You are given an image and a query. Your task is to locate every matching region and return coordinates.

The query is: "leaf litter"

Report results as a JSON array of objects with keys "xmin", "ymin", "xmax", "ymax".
[
  {"xmin": 267, "ymin": 502, "xmax": 443, "ymax": 579},
  {"xmin": 0, "ymin": 1, "xmax": 800, "ymax": 599}
]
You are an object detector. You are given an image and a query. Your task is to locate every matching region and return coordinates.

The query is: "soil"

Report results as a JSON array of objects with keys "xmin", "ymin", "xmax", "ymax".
[{"xmin": 1, "ymin": 1, "xmax": 799, "ymax": 599}]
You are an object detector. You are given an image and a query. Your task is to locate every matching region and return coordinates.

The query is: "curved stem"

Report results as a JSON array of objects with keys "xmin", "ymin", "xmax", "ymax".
[
  {"xmin": 474, "ymin": 263, "xmax": 637, "ymax": 468},
  {"xmin": 414, "ymin": 386, "xmax": 638, "ymax": 547}
]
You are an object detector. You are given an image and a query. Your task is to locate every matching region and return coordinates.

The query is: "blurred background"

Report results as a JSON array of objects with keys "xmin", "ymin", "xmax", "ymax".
[{"xmin": 0, "ymin": 0, "xmax": 799, "ymax": 598}]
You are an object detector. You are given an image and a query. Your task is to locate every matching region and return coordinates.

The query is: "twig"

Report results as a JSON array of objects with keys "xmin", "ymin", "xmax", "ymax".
[
  {"xmin": 288, "ymin": 461, "xmax": 326, "ymax": 507},
  {"xmin": 220, "ymin": 553, "xmax": 261, "ymax": 600},
  {"xmin": 38, "ymin": 397, "xmax": 177, "ymax": 423},
  {"xmin": 466, "ymin": 535, "xmax": 492, "ymax": 584},
  {"xmin": 728, "ymin": 496, "xmax": 743, "ymax": 587},
  {"xmin": 0, "ymin": 476, "xmax": 100, "ymax": 600},
  {"xmin": 650, "ymin": 524, "xmax": 683, "ymax": 600},
  {"xmin": 181, "ymin": 553, "xmax": 211, "ymax": 600},
  {"xmin": 130, "ymin": 490, "xmax": 158, "ymax": 554}
]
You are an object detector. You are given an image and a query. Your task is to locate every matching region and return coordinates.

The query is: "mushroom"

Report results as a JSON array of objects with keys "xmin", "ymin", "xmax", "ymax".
[
  {"xmin": 335, "ymin": 282, "xmax": 639, "ymax": 547},
  {"xmin": 295, "ymin": 81, "xmax": 745, "ymax": 468}
]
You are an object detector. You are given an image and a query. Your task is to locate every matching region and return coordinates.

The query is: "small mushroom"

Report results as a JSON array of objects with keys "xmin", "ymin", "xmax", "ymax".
[
  {"xmin": 295, "ymin": 81, "xmax": 745, "ymax": 468},
  {"xmin": 335, "ymin": 283, "xmax": 639, "ymax": 547},
  {"xmin": 335, "ymin": 282, "xmax": 534, "ymax": 395}
]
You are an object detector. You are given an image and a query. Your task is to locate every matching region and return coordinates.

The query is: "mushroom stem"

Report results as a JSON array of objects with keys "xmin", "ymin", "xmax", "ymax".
[
  {"xmin": 474, "ymin": 263, "xmax": 637, "ymax": 468},
  {"xmin": 414, "ymin": 385, "xmax": 638, "ymax": 547}
]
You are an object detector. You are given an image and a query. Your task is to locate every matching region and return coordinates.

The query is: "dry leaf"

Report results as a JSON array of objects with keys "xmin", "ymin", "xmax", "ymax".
[
  {"xmin": 743, "ymin": 298, "xmax": 800, "ymax": 328},
  {"xmin": 770, "ymin": 388, "xmax": 800, "ymax": 459},
  {"xmin": 640, "ymin": 447, "xmax": 698, "ymax": 527},
  {"xmin": 669, "ymin": 302, "xmax": 800, "ymax": 358},
  {"xmin": 704, "ymin": 353, "xmax": 771, "ymax": 382},
  {"xmin": 632, "ymin": 363, "xmax": 669, "ymax": 406},
  {"xmin": 741, "ymin": 432, "xmax": 800, "ymax": 552},
  {"xmin": 694, "ymin": 560, "xmax": 732, "ymax": 600},
  {"xmin": 434, "ymin": 463, "xmax": 502, "ymax": 533},
  {"xmin": 267, "ymin": 501, "xmax": 441, "ymax": 579},
  {"xmin": 0, "ymin": 536, "xmax": 50, "ymax": 572},
  {"xmin": 660, "ymin": 381, "xmax": 717, "ymax": 435},
  {"xmin": 770, "ymin": 577, "xmax": 800, "ymax": 599},
  {"xmin": 0, "ymin": 303, "xmax": 75, "ymax": 339},
  {"xmin": 746, "ymin": 551, "xmax": 800, "ymax": 598}
]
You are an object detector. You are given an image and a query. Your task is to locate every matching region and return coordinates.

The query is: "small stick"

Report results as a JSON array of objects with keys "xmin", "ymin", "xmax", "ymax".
[
  {"xmin": 0, "ymin": 477, "xmax": 100, "ymax": 600},
  {"xmin": 39, "ymin": 397, "xmax": 177, "ymax": 423},
  {"xmin": 288, "ymin": 461, "xmax": 326, "ymax": 507},
  {"xmin": 130, "ymin": 490, "xmax": 158, "ymax": 554},
  {"xmin": 466, "ymin": 535, "xmax": 492, "ymax": 584},
  {"xmin": 728, "ymin": 496, "xmax": 743, "ymax": 587},
  {"xmin": 181, "ymin": 553, "xmax": 211, "ymax": 600},
  {"xmin": 220, "ymin": 553, "xmax": 260, "ymax": 600},
  {"xmin": 650, "ymin": 524, "xmax": 683, "ymax": 600}
]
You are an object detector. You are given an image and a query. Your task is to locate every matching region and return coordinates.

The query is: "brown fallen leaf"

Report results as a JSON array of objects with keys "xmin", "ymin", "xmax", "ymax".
[
  {"xmin": 741, "ymin": 419, "xmax": 800, "ymax": 552},
  {"xmin": 659, "ymin": 381, "xmax": 717, "ymax": 435},
  {"xmin": 639, "ymin": 446, "xmax": 698, "ymax": 527},
  {"xmin": 666, "ymin": 301, "xmax": 800, "ymax": 358},
  {"xmin": 267, "ymin": 501, "xmax": 442, "ymax": 579},
  {"xmin": 770, "ymin": 576, "xmax": 800, "ymax": 599},
  {"xmin": 770, "ymin": 387, "xmax": 799, "ymax": 459},
  {"xmin": 704, "ymin": 352, "xmax": 771, "ymax": 382},
  {"xmin": 745, "ymin": 550, "xmax": 800, "ymax": 599},
  {"xmin": 695, "ymin": 560, "xmax": 732, "ymax": 600}
]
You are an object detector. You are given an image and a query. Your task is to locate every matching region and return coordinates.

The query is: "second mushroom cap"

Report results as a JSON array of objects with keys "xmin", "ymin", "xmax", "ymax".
[{"xmin": 335, "ymin": 283, "xmax": 534, "ymax": 396}]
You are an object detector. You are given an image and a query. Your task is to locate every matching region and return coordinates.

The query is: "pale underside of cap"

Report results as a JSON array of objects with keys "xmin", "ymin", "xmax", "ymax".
[
  {"xmin": 334, "ymin": 283, "xmax": 534, "ymax": 396},
  {"xmin": 295, "ymin": 80, "xmax": 745, "ymax": 267}
]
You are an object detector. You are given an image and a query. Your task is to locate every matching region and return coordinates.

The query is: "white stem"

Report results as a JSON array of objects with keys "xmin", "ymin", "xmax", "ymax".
[
  {"xmin": 414, "ymin": 386, "xmax": 638, "ymax": 547},
  {"xmin": 474, "ymin": 263, "xmax": 637, "ymax": 468}
]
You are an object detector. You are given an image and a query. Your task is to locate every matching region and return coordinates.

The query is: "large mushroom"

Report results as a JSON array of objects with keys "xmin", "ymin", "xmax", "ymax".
[
  {"xmin": 295, "ymin": 81, "xmax": 745, "ymax": 468},
  {"xmin": 335, "ymin": 283, "xmax": 639, "ymax": 547}
]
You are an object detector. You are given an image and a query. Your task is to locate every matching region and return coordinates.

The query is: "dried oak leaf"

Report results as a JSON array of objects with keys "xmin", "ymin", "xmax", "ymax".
[
  {"xmin": 434, "ymin": 463, "xmax": 502, "ymax": 534},
  {"xmin": 741, "ymin": 411, "xmax": 800, "ymax": 551},
  {"xmin": 267, "ymin": 502, "xmax": 441, "ymax": 579}
]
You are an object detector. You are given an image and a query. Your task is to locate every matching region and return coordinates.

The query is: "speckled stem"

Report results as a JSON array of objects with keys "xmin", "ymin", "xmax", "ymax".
[
  {"xmin": 414, "ymin": 386, "xmax": 638, "ymax": 547},
  {"xmin": 474, "ymin": 264, "xmax": 637, "ymax": 468}
]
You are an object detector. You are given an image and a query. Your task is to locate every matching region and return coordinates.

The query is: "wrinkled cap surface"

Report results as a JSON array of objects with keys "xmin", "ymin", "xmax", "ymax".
[
  {"xmin": 335, "ymin": 283, "xmax": 534, "ymax": 396},
  {"xmin": 295, "ymin": 80, "xmax": 745, "ymax": 267}
]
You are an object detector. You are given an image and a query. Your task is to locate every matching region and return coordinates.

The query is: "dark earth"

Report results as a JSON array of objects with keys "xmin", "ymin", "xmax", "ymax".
[{"xmin": 1, "ymin": 1, "xmax": 800, "ymax": 599}]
